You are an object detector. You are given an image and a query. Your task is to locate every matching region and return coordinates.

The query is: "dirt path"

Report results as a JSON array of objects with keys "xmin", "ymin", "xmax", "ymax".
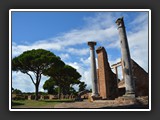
[{"xmin": 54, "ymin": 98, "xmax": 149, "ymax": 109}]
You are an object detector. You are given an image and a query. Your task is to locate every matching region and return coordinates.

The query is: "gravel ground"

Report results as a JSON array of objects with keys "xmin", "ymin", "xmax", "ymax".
[{"xmin": 54, "ymin": 96, "xmax": 149, "ymax": 109}]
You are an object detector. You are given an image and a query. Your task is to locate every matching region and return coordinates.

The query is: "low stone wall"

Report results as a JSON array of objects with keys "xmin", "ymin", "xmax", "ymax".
[
  {"xmin": 12, "ymin": 94, "xmax": 76, "ymax": 100},
  {"xmin": 27, "ymin": 94, "xmax": 75, "ymax": 100}
]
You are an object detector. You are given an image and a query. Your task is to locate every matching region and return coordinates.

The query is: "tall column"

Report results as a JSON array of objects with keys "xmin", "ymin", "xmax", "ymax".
[
  {"xmin": 88, "ymin": 41, "xmax": 99, "ymax": 97},
  {"xmin": 121, "ymin": 58, "xmax": 125, "ymax": 80},
  {"xmin": 116, "ymin": 17, "xmax": 135, "ymax": 97}
]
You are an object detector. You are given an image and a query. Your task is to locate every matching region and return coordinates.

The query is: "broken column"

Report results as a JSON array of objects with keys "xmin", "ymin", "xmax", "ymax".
[
  {"xmin": 116, "ymin": 17, "xmax": 135, "ymax": 97},
  {"xmin": 88, "ymin": 41, "xmax": 99, "ymax": 97}
]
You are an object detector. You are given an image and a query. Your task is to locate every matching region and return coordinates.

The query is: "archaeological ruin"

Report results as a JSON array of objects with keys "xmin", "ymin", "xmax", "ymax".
[
  {"xmin": 87, "ymin": 17, "xmax": 149, "ymax": 101},
  {"xmin": 96, "ymin": 46, "xmax": 118, "ymax": 100}
]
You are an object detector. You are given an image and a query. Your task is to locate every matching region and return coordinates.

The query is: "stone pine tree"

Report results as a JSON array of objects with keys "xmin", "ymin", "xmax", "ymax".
[
  {"xmin": 44, "ymin": 64, "xmax": 81, "ymax": 99},
  {"xmin": 43, "ymin": 77, "xmax": 57, "ymax": 94},
  {"xmin": 12, "ymin": 49, "xmax": 65, "ymax": 100}
]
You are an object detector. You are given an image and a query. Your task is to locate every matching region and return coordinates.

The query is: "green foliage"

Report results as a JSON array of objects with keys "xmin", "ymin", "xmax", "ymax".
[
  {"xmin": 13, "ymin": 95, "xmax": 25, "ymax": 100},
  {"xmin": 12, "ymin": 49, "xmax": 65, "ymax": 100},
  {"xmin": 43, "ymin": 77, "xmax": 58, "ymax": 94},
  {"xmin": 12, "ymin": 49, "xmax": 65, "ymax": 73},
  {"xmin": 78, "ymin": 82, "xmax": 87, "ymax": 92},
  {"xmin": 69, "ymin": 87, "xmax": 77, "ymax": 95},
  {"xmin": 44, "ymin": 64, "xmax": 81, "ymax": 97},
  {"xmin": 38, "ymin": 92, "xmax": 48, "ymax": 95},
  {"xmin": 12, "ymin": 88, "xmax": 22, "ymax": 94}
]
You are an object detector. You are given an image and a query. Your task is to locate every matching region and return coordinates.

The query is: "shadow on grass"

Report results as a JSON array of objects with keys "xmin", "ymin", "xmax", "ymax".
[
  {"xmin": 12, "ymin": 101, "xmax": 25, "ymax": 106},
  {"xmin": 44, "ymin": 100, "xmax": 74, "ymax": 103}
]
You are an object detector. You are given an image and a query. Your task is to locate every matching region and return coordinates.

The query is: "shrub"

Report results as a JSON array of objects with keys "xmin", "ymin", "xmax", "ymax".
[{"xmin": 13, "ymin": 95, "xmax": 25, "ymax": 100}]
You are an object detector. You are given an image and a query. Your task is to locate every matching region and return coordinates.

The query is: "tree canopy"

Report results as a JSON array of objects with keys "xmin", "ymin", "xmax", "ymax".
[
  {"xmin": 12, "ymin": 88, "xmax": 22, "ymax": 94},
  {"xmin": 43, "ymin": 64, "xmax": 81, "ymax": 98},
  {"xmin": 79, "ymin": 81, "xmax": 87, "ymax": 92},
  {"xmin": 43, "ymin": 77, "xmax": 58, "ymax": 94},
  {"xmin": 12, "ymin": 49, "xmax": 65, "ymax": 100}
]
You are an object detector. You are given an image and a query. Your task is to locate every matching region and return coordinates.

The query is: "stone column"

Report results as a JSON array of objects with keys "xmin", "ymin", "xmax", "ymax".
[
  {"xmin": 121, "ymin": 58, "xmax": 125, "ymax": 80},
  {"xmin": 116, "ymin": 17, "xmax": 135, "ymax": 97},
  {"xmin": 88, "ymin": 41, "xmax": 99, "ymax": 97}
]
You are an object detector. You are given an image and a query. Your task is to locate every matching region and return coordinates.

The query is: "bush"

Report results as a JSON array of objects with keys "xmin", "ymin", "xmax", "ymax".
[
  {"xmin": 31, "ymin": 95, "xmax": 35, "ymax": 100},
  {"xmin": 44, "ymin": 95, "xmax": 49, "ymax": 100},
  {"xmin": 13, "ymin": 95, "xmax": 25, "ymax": 100}
]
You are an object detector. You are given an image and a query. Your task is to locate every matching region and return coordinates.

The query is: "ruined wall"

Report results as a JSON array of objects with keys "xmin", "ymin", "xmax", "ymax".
[
  {"xmin": 131, "ymin": 59, "xmax": 149, "ymax": 96},
  {"xmin": 118, "ymin": 59, "xmax": 149, "ymax": 97},
  {"xmin": 96, "ymin": 46, "xmax": 118, "ymax": 99}
]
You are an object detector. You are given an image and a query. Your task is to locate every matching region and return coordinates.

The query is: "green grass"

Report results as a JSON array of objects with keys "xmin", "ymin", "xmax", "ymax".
[{"xmin": 12, "ymin": 99, "xmax": 74, "ymax": 108}]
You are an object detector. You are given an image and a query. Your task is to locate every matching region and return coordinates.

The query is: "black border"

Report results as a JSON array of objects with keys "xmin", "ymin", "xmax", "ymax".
[{"xmin": 0, "ymin": 0, "xmax": 159, "ymax": 120}]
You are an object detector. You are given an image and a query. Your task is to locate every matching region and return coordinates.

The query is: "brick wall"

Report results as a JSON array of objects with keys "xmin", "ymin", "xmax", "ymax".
[
  {"xmin": 131, "ymin": 59, "xmax": 149, "ymax": 96},
  {"xmin": 96, "ymin": 46, "xmax": 118, "ymax": 99}
]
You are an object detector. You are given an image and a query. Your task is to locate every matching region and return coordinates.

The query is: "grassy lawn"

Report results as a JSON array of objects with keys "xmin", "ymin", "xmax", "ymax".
[{"xmin": 12, "ymin": 99, "xmax": 74, "ymax": 108}]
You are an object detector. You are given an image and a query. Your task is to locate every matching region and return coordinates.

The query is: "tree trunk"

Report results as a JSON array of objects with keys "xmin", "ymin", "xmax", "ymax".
[
  {"xmin": 35, "ymin": 71, "xmax": 40, "ymax": 100},
  {"xmin": 35, "ymin": 84, "xmax": 39, "ymax": 100},
  {"xmin": 58, "ymin": 86, "xmax": 61, "ymax": 99}
]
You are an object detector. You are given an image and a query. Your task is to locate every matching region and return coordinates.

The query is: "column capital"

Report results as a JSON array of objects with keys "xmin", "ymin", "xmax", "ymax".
[
  {"xmin": 115, "ymin": 17, "xmax": 125, "ymax": 28},
  {"xmin": 88, "ymin": 41, "xmax": 97, "ymax": 50}
]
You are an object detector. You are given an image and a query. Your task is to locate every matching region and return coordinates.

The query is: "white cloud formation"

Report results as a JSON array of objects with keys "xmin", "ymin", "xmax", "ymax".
[
  {"xmin": 12, "ymin": 72, "xmax": 34, "ymax": 92},
  {"xmin": 12, "ymin": 71, "xmax": 48, "ymax": 92},
  {"xmin": 59, "ymin": 53, "xmax": 70, "ymax": 61},
  {"xmin": 12, "ymin": 13, "xmax": 119, "ymax": 58},
  {"xmin": 80, "ymin": 56, "xmax": 90, "ymax": 65},
  {"xmin": 67, "ymin": 48, "xmax": 89, "ymax": 56},
  {"xmin": 12, "ymin": 41, "xmax": 62, "ymax": 57}
]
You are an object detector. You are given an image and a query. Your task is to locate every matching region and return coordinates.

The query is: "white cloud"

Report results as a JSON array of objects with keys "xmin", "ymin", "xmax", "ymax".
[
  {"xmin": 128, "ymin": 21, "xmax": 148, "ymax": 72},
  {"xmin": 12, "ymin": 72, "xmax": 34, "ymax": 92},
  {"xmin": 80, "ymin": 56, "xmax": 90, "ymax": 65},
  {"xmin": 130, "ymin": 12, "xmax": 148, "ymax": 26},
  {"xmin": 66, "ymin": 61, "xmax": 92, "ymax": 90},
  {"xmin": 12, "ymin": 71, "xmax": 48, "ymax": 92},
  {"xmin": 67, "ymin": 48, "xmax": 89, "ymax": 56},
  {"xmin": 12, "ymin": 41, "xmax": 62, "ymax": 58},
  {"xmin": 109, "ymin": 57, "xmax": 123, "ymax": 80},
  {"xmin": 59, "ymin": 53, "xmax": 70, "ymax": 61},
  {"xmin": 12, "ymin": 13, "xmax": 119, "ymax": 58}
]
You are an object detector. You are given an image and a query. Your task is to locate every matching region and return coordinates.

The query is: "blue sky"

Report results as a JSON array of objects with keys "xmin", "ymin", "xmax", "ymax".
[{"xmin": 11, "ymin": 10, "xmax": 149, "ymax": 92}]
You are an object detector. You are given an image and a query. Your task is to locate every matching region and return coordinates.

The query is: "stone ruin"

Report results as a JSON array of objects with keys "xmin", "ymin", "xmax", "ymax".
[
  {"xmin": 131, "ymin": 59, "xmax": 149, "ymax": 96},
  {"xmin": 87, "ymin": 17, "xmax": 149, "ymax": 101},
  {"xmin": 87, "ymin": 44, "xmax": 149, "ymax": 101},
  {"xmin": 96, "ymin": 46, "xmax": 118, "ymax": 100},
  {"xmin": 112, "ymin": 59, "xmax": 149, "ymax": 97},
  {"xmin": 12, "ymin": 94, "xmax": 76, "ymax": 100}
]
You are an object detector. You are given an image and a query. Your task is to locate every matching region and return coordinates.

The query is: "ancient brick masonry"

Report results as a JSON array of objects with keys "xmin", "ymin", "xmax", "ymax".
[
  {"xmin": 131, "ymin": 59, "xmax": 149, "ymax": 96},
  {"xmin": 96, "ymin": 46, "xmax": 118, "ymax": 99},
  {"xmin": 117, "ymin": 59, "xmax": 149, "ymax": 97}
]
